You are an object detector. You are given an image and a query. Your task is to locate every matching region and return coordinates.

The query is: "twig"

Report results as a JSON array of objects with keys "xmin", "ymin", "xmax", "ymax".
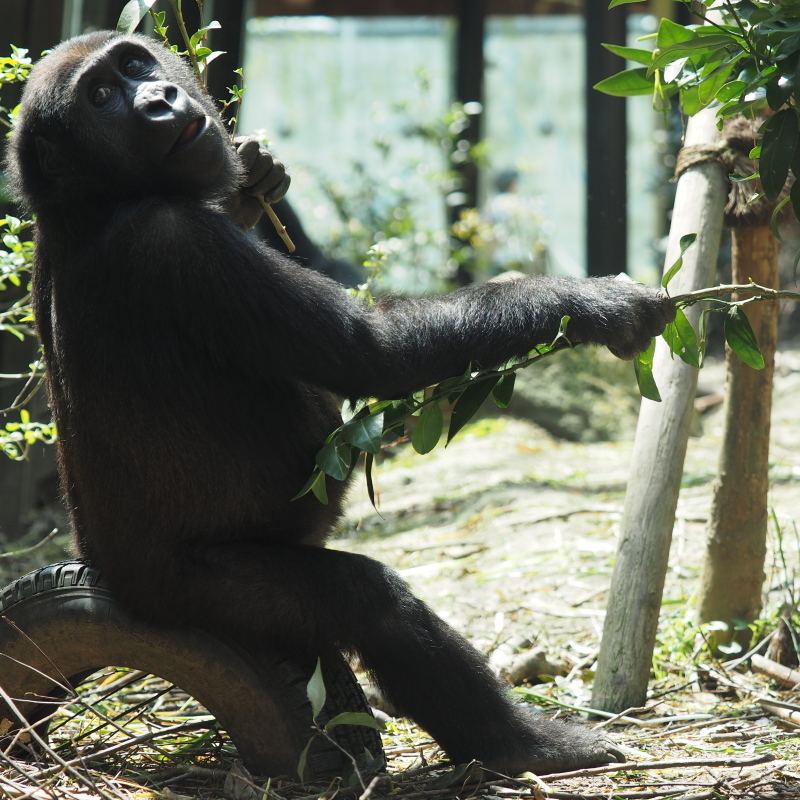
[
  {"xmin": 357, "ymin": 775, "xmax": 381, "ymax": 800},
  {"xmin": 723, "ymin": 627, "xmax": 777, "ymax": 670},
  {"xmin": 671, "ymin": 282, "xmax": 800, "ymax": 306},
  {"xmin": 541, "ymin": 790, "xmax": 716, "ymax": 800},
  {"xmin": 521, "ymin": 506, "xmax": 622, "ymax": 526},
  {"xmin": 260, "ymin": 198, "xmax": 296, "ymax": 253},
  {"xmin": 143, "ymin": 763, "xmax": 224, "ymax": 785},
  {"xmin": 29, "ymin": 719, "xmax": 214, "ymax": 780},
  {"xmin": 515, "ymin": 689, "xmax": 712, "ymax": 727},
  {"xmin": 538, "ymin": 752, "xmax": 774, "ymax": 781},
  {"xmin": 0, "ymin": 529, "xmax": 59, "ymax": 559},
  {"xmin": 0, "ymin": 685, "xmax": 118, "ymax": 800},
  {"xmin": 167, "ymin": 0, "xmax": 201, "ymax": 79}
]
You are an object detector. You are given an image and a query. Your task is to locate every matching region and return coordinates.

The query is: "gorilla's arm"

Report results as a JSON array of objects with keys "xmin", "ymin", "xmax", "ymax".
[{"xmin": 125, "ymin": 202, "xmax": 674, "ymax": 400}]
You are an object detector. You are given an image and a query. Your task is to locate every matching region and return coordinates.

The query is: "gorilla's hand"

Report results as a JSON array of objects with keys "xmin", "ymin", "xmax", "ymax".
[
  {"xmin": 226, "ymin": 136, "xmax": 291, "ymax": 230},
  {"xmin": 570, "ymin": 276, "xmax": 676, "ymax": 361}
]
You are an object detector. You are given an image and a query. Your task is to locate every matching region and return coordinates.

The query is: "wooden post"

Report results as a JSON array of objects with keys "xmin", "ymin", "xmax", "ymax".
[
  {"xmin": 591, "ymin": 107, "xmax": 728, "ymax": 714},
  {"xmin": 698, "ymin": 225, "xmax": 779, "ymax": 643}
]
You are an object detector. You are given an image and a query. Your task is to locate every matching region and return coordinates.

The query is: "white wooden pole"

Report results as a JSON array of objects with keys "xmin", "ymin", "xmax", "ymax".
[{"xmin": 591, "ymin": 107, "xmax": 729, "ymax": 713}]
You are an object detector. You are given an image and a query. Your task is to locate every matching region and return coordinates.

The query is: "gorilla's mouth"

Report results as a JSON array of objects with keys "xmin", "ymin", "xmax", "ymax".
[{"xmin": 172, "ymin": 116, "xmax": 206, "ymax": 152}]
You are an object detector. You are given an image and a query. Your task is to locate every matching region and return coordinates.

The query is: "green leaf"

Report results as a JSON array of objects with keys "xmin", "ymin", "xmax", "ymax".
[
  {"xmin": 716, "ymin": 80, "xmax": 747, "ymax": 103},
  {"xmin": 411, "ymin": 402, "xmax": 443, "ymax": 455},
  {"xmin": 725, "ymin": 306, "xmax": 764, "ymax": 369},
  {"xmin": 383, "ymin": 399, "xmax": 412, "ymax": 434},
  {"xmin": 634, "ymin": 338, "xmax": 661, "ymax": 402},
  {"xmin": 364, "ymin": 452, "xmax": 377, "ymax": 509},
  {"xmin": 767, "ymin": 76, "xmax": 794, "ymax": 111},
  {"xmin": 307, "ymin": 659, "xmax": 326, "ymax": 722},
  {"xmin": 601, "ymin": 43, "xmax": 653, "ymax": 66},
  {"xmin": 759, "ymin": 107, "xmax": 799, "ymax": 202},
  {"xmin": 697, "ymin": 63, "xmax": 734, "ymax": 107},
  {"xmin": 447, "ymin": 378, "xmax": 499, "ymax": 444},
  {"xmin": 662, "ymin": 233, "xmax": 697, "ymax": 288},
  {"xmin": 297, "ymin": 737, "xmax": 313, "ymax": 782},
  {"xmin": 662, "ymin": 308, "xmax": 702, "ymax": 368},
  {"xmin": 116, "ymin": 0, "xmax": 158, "ymax": 33},
  {"xmin": 649, "ymin": 35, "xmax": 738, "ymax": 77},
  {"xmin": 340, "ymin": 410, "xmax": 384, "ymax": 455},
  {"xmin": 551, "ymin": 314, "xmax": 572, "ymax": 348},
  {"xmin": 325, "ymin": 712, "xmax": 385, "ymax": 732},
  {"xmin": 292, "ymin": 467, "xmax": 327, "ymax": 503},
  {"xmin": 609, "ymin": 0, "xmax": 647, "ymax": 6},
  {"xmin": 316, "ymin": 437, "xmax": 353, "ymax": 481},
  {"xmin": 657, "ymin": 18, "xmax": 696, "ymax": 50},
  {"xmin": 770, "ymin": 193, "xmax": 792, "ymax": 241},
  {"xmin": 680, "ymin": 84, "xmax": 704, "ymax": 116},
  {"xmin": 189, "ymin": 20, "xmax": 221, "ymax": 48},
  {"xmin": 492, "ymin": 373, "xmax": 516, "ymax": 408},
  {"xmin": 310, "ymin": 471, "xmax": 328, "ymax": 505},
  {"xmin": 594, "ymin": 68, "xmax": 654, "ymax": 97}
]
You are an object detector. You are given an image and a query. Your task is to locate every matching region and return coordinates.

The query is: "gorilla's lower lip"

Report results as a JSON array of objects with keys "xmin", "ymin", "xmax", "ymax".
[{"xmin": 172, "ymin": 116, "xmax": 206, "ymax": 152}]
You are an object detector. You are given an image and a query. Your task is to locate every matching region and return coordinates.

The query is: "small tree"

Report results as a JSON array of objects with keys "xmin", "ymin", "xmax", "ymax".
[{"xmin": 593, "ymin": 0, "xmax": 800, "ymax": 707}]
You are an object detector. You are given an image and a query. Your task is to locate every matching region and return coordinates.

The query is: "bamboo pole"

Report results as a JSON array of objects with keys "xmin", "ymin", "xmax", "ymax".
[{"xmin": 591, "ymin": 107, "xmax": 729, "ymax": 713}]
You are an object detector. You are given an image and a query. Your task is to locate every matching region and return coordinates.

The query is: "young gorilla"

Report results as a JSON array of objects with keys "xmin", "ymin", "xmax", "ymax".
[{"xmin": 6, "ymin": 31, "xmax": 675, "ymax": 775}]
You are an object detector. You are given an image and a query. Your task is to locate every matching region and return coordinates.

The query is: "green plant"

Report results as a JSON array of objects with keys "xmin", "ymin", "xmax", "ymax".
[
  {"xmin": 598, "ymin": 0, "xmax": 800, "ymax": 228},
  {"xmin": 298, "ymin": 660, "xmax": 384, "ymax": 785},
  {"xmin": 294, "ymin": 317, "xmax": 573, "ymax": 505},
  {"xmin": 632, "ymin": 233, "xmax": 772, "ymax": 401},
  {"xmin": 1, "ymin": 50, "xmax": 40, "ymax": 459}
]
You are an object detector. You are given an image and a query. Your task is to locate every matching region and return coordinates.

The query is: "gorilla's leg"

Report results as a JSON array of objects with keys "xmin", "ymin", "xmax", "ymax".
[{"xmin": 122, "ymin": 542, "xmax": 621, "ymax": 776}]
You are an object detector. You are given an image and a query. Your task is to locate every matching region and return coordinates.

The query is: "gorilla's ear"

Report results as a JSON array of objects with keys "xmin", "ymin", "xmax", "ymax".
[{"xmin": 35, "ymin": 136, "xmax": 65, "ymax": 179}]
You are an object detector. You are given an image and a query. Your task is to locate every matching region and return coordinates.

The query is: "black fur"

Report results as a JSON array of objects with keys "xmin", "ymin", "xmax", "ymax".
[{"xmin": 6, "ymin": 32, "xmax": 675, "ymax": 775}]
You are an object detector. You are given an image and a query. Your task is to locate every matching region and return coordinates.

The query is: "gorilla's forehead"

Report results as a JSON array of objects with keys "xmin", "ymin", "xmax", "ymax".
[{"xmin": 74, "ymin": 38, "xmax": 159, "ymax": 84}]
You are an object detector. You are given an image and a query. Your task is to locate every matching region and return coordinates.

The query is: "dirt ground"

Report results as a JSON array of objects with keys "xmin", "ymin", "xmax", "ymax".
[
  {"xmin": 323, "ymin": 347, "xmax": 800, "ymax": 797},
  {"xmin": 334, "ymin": 353, "xmax": 772, "ymax": 650}
]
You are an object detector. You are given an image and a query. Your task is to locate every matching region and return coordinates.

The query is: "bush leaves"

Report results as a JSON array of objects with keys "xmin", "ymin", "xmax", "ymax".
[
  {"xmin": 634, "ymin": 338, "xmax": 661, "ymax": 402},
  {"xmin": 725, "ymin": 306, "xmax": 765, "ymax": 369}
]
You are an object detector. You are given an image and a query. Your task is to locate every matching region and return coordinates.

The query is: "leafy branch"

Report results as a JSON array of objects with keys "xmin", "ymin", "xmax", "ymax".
[
  {"xmin": 633, "ymin": 235, "xmax": 776, "ymax": 402},
  {"xmin": 294, "ymin": 318, "xmax": 574, "ymax": 506},
  {"xmin": 599, "ymin": 0, "xmax": 800, "ymax": 225},
  {"xmin": 299, "ymin": 660, "xmax": 384, "ymax": 786}
]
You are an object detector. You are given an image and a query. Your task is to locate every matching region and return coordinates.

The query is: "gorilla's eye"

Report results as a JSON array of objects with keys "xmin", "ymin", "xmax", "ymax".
[
  {"xmin": 121, "ymin": 57, "xmax": 149, "ymax": 78},
  {"xmin": 90, "ymin": 85, "xmax": 113, "ymax": 106}
]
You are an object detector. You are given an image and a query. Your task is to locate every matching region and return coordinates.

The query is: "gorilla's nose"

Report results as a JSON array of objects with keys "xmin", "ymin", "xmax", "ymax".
[{"xmin": 135, "ymin": 82, "xmax": 179, "ymax": 116}]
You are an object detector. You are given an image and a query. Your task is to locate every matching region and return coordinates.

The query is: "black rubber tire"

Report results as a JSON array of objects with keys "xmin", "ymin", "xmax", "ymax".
[{"xmin": 0, "ymin": 561, "xmax": 383, "ymax": 780}]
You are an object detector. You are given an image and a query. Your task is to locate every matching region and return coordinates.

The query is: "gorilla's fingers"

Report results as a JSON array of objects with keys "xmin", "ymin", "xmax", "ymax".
[
  {"xmin": 258, "ymin": 173, "xmax": 291, "ymax": 205},
  {"xmin": 235, "ymin": 137, "xmax": 262, "ymax": 172}
]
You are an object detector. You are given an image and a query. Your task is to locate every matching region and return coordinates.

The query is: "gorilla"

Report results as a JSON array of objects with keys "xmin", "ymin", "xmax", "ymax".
[{"xmin": 5, "ymin": 30, "xmax": 674, "ymax": 775}]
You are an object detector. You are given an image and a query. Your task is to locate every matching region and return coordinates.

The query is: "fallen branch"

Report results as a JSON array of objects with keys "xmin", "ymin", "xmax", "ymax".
[
  {"xmin": 751, "ymin": 653, "xmax": 800, "ymax": 688},
  {"xmin": 759, "ymin": 699, "xmax": 800, "ymax": 725}
]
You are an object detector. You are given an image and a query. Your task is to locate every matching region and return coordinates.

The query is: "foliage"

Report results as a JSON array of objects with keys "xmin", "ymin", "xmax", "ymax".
[
  {"xmin": 311, "ymin": 84, "xmax": 490, "ymax": 292},
  {"xmin": 598, "ymin": 0, "xmax": 800, "ymax": 225},
  {"xmin": 294, "ymin": 317, "xmax": 573, "ymax": 506},
  {"xmin": 1, "ymin": 51, "xmax": 41, "ymax": 459},
  {"xmin": 633, "ymin": 233, "xmax": 767, "ymax": 401}
]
